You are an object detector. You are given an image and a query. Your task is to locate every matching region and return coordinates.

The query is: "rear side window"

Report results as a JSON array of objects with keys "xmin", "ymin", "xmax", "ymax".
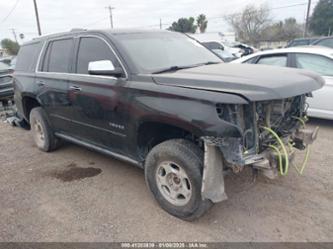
[
  {"xmin": 42, "ymin": 39, "xmax": 74, "ymax": 73},
  {"xmin": 295, "ymin": 53, "xmax": 333, "ymax": 76},
  {"xmin": 315, "ymin": 38, "xmax": 333, "ymax": 49},
  {"xmin": 76, "ymin": 37, "xmax": 119, "ymax": 74},
  {"xmin": 15, "ymin": 42, "xmax": 42, "ymax": 72},
  {"xmin": 257, "ymin": 55, "xmax": 287, "ymax": 67}
]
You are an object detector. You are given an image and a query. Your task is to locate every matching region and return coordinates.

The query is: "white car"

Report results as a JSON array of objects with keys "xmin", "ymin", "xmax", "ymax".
[{"xmin": 232, "ymin": 46, "xmax": 333, "ymax": 120}]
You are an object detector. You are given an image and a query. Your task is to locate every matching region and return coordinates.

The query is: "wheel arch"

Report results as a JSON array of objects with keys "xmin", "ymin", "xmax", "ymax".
[
  {"xmin": 21, "ymin": 94, "xmax": 41, "ymax": 122},
  {"xmin": 136, "ymin": 119, "xmax": 204, "ymax": 160}
]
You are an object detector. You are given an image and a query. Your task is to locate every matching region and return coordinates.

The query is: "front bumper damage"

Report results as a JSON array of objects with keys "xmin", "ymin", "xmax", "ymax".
[{"xmin": 201, "ymin": 126, "xmax": 319, "ymax": 203}]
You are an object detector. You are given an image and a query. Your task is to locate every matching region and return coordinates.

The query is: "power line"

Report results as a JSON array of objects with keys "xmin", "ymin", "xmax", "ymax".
[
  {"xmin": 85, "ymin": 17, "xmax": 109, "ymax": 27},
  {"xmin": 0, "ymin": 0, "xmax": 20, "ymax": 24},
  {"xmin": 135, "ymin": 2, "xmax": 318, "ymax": 29}
]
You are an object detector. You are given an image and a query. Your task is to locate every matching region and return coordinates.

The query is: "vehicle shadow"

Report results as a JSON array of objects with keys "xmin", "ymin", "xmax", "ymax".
[{"xmin": 308, "ymin": 117, "xmax": 333, "ymax": 128}]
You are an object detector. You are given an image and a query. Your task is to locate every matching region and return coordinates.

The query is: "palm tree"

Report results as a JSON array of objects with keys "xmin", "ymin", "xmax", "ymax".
[{"xmin": 197, "ymin": 14, "xmax": 208, "ymax": 33}]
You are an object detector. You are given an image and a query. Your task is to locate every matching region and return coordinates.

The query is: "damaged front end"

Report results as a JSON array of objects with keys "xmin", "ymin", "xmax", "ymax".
[{"xmin": 201, "ymin": 94, "xmax": 319, "ymax": 203}]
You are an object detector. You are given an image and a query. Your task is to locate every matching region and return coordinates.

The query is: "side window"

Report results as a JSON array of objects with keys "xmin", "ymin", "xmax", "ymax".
[
  {"xmin": 203, "ymin": 42, "xmax": 223, "ymax": 50},
  {"xmin": 244, "ymin": 56, "xmax": 258, "ymax": 64},
  {"xmin": 316, "ymin": 38, "xmax": 333, "ymax": 49},
  {"xmin": 295, "ymin": 53, "xmax": 333, "ymax": 76},
  {"xmin": 257, "ymin": 55, "xmax": 287, "ymax": 67},
  {"xmin": 76, "ymin": 37, "xmax": 119, "ymax": 74},
  {"xmin": 41, "ymin": 38, "xmax": 73, "ymax": 73},
  {"xmin": 15, "ymin": 42, "xmax": 42, "ymax": 72}
]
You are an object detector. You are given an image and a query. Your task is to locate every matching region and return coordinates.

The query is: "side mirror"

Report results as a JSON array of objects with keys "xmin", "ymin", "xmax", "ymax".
[{"xmin": 88, "ymin": 60, "xmax": 123, "ymax": 77}]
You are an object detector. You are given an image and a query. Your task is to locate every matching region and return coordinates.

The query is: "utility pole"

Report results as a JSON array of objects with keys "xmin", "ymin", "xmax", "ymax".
[
  {"xmin": 160, "ymin": 18, "xmax": 162, "ymax": 29},
  {"xmin": 33, "ymin": 0, "xmax": 42, "ymax": 36},
  {"xmin": 11, "ymin": 28, "xmax": 18, "ymax": 43},
  {"xmin": 106, "ymin": 6, "xmax": 115, "ymax": 28},
  {"xmin": 304, "ymin": 0, "xmax": 312, "ymax": 37}
]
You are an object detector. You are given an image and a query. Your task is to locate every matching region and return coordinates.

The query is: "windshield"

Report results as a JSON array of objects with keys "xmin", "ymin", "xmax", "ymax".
[{"xmin": 115, "ymin": 32, "xmax": 222, "ymax": 73}]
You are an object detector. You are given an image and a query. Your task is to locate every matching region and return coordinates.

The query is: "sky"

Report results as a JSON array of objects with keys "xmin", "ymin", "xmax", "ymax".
[{"xmin": 0, "ymin": 0, "xmax": 318, "ymax": 44}]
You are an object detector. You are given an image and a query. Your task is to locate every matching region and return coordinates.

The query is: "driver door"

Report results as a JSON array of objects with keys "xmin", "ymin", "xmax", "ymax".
[{"xmin": 67, "ymin": 36, "xmax": 128, "ymax": 153}]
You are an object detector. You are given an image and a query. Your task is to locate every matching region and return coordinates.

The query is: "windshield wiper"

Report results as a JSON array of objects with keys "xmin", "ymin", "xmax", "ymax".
[
  {"xmin": 152, "ymin": 65, "xmax": 192, "ymax": 74},
  {"xmin": 152, "ymin": 61, "xmax": 221, "ymax": 74}
]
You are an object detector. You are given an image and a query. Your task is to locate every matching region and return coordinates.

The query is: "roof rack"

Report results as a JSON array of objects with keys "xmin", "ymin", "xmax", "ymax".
[{"xmin": 70, "ymin": 28, "xmax": 87, "ymax": 32}]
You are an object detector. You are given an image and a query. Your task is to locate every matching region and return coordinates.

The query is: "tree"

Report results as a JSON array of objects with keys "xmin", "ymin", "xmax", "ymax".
[
  {"xmin": 1, "ymin": 39, "xmax": 19, "ymax": 55},
  {"xmin": 168, "ymin": 17, "xmax": 197, "ymax": 33},
  {"xmin": 261, "ymin": 18, "xmax": 303, "ymax": 41},
  {"xmin": 225, "ymin": 4, "xmax": 271, "ymax": 46},
  {"xmin": 197, "ymin": 14, "xmax": 208, "ymax": 33},
  {"xmin": 309, "ymin": 0, "xmax": 333, "ymax": 36},
  {"xmin": 282, "ymin": 18, "xmax": 303, "ymax": 40}
]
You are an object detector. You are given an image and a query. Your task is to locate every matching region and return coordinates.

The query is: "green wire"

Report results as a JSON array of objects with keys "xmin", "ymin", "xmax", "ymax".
[
  {"xmin": 292, "ymin": 116, "xmax": 306, "ymax": 128},
  {"xmin": 262, "ymin": 126, "xmax": 289, "ymax": 175},
  {"xmin": 293, "ymin": 146, "xmax": 310, "ymax": 175},
  {"xmin": 268, "ymin": 144, "xmax": 285, "ymax": 176}
]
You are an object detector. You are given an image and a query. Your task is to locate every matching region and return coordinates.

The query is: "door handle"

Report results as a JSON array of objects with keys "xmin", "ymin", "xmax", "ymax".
[{"xmin": 69, "ymin": 86, "xmax": 82, "ymax": 91}]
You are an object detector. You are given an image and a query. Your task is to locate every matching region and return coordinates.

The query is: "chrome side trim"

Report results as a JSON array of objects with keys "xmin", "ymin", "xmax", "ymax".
[
  {"xmin": 35, "ymin": 71, "xmax": 117, "ymax": 81},
  {"xmin": 50, "ymin": 114, "xmax": 126, "ymax": 137},
  {"xmin": 55, "ymin": 132, "xmax": 140, "ymax": 166}
]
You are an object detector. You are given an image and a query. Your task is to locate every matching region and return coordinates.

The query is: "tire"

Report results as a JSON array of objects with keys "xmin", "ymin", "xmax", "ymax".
[
  {"xmin": 144, "ymin": 139, "xmax": 213, "ymax": 221},
  {"xmin": 29, "ymin": 107, "xmax": 61, "ymax": 152}
]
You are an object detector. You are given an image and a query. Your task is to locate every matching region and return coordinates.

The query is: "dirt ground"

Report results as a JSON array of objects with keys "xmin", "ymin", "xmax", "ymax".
[{"xmin": 0, "ymin": 117, "xmax": 332, "ymax": 242}]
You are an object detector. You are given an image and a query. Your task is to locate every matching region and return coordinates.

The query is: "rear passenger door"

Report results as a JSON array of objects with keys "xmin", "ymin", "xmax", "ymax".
[
  {"xmin": 67, "ymin": 35, "xmax": 127, "ymax": 153},
  {"xmin": 37, "ymin": 38, "xmax": 74, "ymax": 133},
  {"xmin": 291, "ymin": 53, "xmax": 333, "ymax": 116}
]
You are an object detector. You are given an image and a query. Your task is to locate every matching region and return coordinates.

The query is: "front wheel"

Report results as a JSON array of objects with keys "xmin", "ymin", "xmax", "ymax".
[{"xmin": 144, "ymin": 139, "xmax": 213, "ymax": 221}]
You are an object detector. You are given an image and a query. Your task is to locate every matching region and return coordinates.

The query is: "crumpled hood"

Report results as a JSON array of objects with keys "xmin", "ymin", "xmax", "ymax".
[{"xmin": 151, "ymin": 63, "xmax": 325, "ymax": 101}]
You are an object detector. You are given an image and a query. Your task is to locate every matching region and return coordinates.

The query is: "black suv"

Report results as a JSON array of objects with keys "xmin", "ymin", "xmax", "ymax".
[{"xmin": 14, "ymin": 29, "xmax": 323, "ymax": 220}]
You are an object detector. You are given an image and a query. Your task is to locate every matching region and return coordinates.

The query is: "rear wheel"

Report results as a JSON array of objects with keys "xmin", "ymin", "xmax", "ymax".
[
  {"xmin": 29, "ymin": 107, "xmax": 61, "ymax": 152},
  {"xmin": 144, "ymin": 139, "xmax": 213, "ymax": 221}
]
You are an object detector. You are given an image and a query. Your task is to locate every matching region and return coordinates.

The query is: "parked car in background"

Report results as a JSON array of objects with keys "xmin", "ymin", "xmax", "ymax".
[
  {"xmin": 286, "ymin": 37, "xmax": 321, "ymax": 47},
  {"xmin": 232, "ymin": 43, "xmax": 257, "ymax": 56},
  {"xmin": 201, "ymin": 41, "xmax": 237, "ymax": 62},
  {"xmin": 232, "ymin": 46, "xmax": 333, "ymax": 120},
  {"xmin": 311, "ymin": 36, "xmax": 333, "ymax": 49},
  {"xmin": 0, "ymin": 61, "xmax": 14, "ymax": 103},
  {"xmin": 0, "ymin": 56, "xmax": 16, "ymax": 67}
]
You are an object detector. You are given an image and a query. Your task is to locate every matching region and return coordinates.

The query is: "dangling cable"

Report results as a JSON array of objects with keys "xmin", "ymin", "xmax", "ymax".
[
  {"xmin": 268, "ymin": 144, "xmax": 285, "ymax": 176},
  {"xmin": 262, "ymin": 126, "xmax": 289, "ymax": 175}
]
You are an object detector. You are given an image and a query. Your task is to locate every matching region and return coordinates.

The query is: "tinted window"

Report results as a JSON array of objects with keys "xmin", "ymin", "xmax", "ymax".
[
  {"xmin": 76, "ymin": 37, "xmax": 119, "ymax": 74},
  {"xmin": 295, "ymin": 53, "xmax": 333, "ymax": 76},
  {"xmin": 203, "ymin": 42, "xmax": 223, "ymax": 50},
  {"xmin": 257, "ymin": 55, "xmax": 287, "ymax": 67},
  {"xmin": 288, "ymin": 39, "xmax": 310, "ymax": 47},
  {"xmin": 315, "ymin": 38, "xmax": 333, "ymax": 48},
  {"xmin": 16, "ymin": 42, "xmax": 42, "ymax": 72},
  {"xmin": 42, "ymin": 39, "xmax": 73, "ymax": 73}
]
